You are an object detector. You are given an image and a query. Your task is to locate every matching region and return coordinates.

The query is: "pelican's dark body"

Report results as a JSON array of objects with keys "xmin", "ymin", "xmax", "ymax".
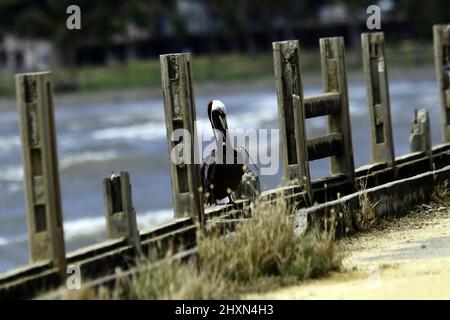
[
  {"xmin": 201, "ymin": 147, "xmax": 246, "ymax": 204},
  {"xmin": 200, "ymin": 100, "xmax": 258, "ymax": 205}
]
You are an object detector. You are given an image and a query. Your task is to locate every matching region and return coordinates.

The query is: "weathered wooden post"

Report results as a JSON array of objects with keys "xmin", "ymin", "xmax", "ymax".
[
  {"xmin": 160, "ymin": 53, "xmax": 205, "ymax": 227},
  {"xmin": 16, "ymin": 72, "xmax": 66, "ymax": 274},
  {"xmin": 103, "ymin": 171, "xmax": 141, "ymax": 253},
  {"xmin": 433, "ymin": 24, "xmax": 450, "ymax": 142},
  {"xmin": 292, "ymin": 94, "xmax": 312, "ymax": 202},
  {"xmin": 362, "ymin": 32, "xmax": 396, "ymax": 169},
  {"xmin": 410, "ymin": 109, "xmax": 433, "ymax": 169},
  {"xmin": 319, "ymin": 37, "xmax": 356, "ymax": 185},
  {"xmin": 273, "ymin": 40, "xmax": 312, "ymax": 201}
]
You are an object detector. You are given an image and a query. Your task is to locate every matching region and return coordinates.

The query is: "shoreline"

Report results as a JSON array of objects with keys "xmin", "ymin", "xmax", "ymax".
[{"xmin": 0, "ymin": 66, "xmax": 437, "ymax": 110}]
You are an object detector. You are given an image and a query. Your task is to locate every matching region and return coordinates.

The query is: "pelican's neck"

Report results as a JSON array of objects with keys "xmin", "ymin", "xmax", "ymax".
[{"xmin": 214, "ymin": 129, "xmax": 233, "ymax": 151}]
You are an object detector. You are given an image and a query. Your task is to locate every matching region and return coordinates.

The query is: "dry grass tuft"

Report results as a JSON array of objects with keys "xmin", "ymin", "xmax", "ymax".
[
  {"xmin": 112, "ymin": 260, "xmax": 227, "ymax": 300},
  {"xmin": 199, "ymin": 198, "xmax": 339, "ymax": 285},
  {"xmin": 352, "ymin": 180, "xmax": 378, "ymax": 231},
  {"xmin": 432, "ymin": 180, "xmax": 449, "ymax": 205}
]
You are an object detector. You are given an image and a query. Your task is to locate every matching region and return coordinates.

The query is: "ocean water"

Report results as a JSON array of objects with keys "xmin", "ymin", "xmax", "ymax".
[{"xmin": 0, "ymin": 78, "xmax": 443, "ymax": 273}]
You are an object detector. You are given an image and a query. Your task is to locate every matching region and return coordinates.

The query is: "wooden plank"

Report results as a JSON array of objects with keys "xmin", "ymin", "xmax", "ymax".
[
  {"xmin": 15, "ymin": 72, "xmax": 66, "ymax": 276},
  {"xmin": 304, "ymin": 92, "xmax": 340, "ymax": 118},
  {"xmin": 307, "ymin": 133, "xmax": 343, "ymax": 161},
  {"xmin": 362, "ymin": 32, "xmax": 396, "ymax": 168}
]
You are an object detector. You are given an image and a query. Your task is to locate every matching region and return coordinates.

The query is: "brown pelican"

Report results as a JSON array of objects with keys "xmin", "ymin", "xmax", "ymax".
[{"xmin": 201, "ymin": 100, "xmax": 260, "ymax": 205}]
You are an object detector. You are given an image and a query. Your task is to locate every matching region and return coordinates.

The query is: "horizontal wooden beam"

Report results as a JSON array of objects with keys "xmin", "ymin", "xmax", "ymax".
[
  {"xmin": 307, "ymin": 133, "xmax": 343, "ymax": 161},
  {"xmin": 304, "ymin": 92, "xmax": 340, "ymax": 118}
]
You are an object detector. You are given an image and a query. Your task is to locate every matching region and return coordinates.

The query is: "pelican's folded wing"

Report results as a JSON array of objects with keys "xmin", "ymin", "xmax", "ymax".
[{"xmin": 235, "ymin": 147, "xmax": 261, "ymax": 200}]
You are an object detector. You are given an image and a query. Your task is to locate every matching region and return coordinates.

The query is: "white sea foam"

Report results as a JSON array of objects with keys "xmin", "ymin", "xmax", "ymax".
[
  {"xmin": 0, "ymin": 235, "xmax": 27, "ymax": 247},
  {"xmin": 136, "ymin": 208, "xmax": 173, "ymax": 230},
  {"xmin": 0, "ymin": 166, "xmax": 23, "ymax": 182},
  {"xmin": 0, "ymin": 208, "xmax": 173, "ymax": 248},
  {"xmin": 0, "ymin": 150, "xmax": 120, "ymax": 182},
  {"xmin": 63, "ymin": 208, "xmax": 173, "ymax": 242},
  {"xmin": 59, "ymin": 150, "xmax": 119, "ymax": 170},
  {"xmin": 62, "ymin": 215, "xmax": 107, "ymax": 242},
  {"xmin": 0, "ymin": 135, "xmax": 20, "ymax": 152},
  {"xmin": 91, "ymin": 122, "xmax": 167, "ymax": 141}
]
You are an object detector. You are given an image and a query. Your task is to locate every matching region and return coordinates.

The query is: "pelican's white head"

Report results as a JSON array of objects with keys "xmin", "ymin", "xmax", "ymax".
[
  {"xmin": 208, "ymin": 99, "xmax": 229, "ymax": 145},
  {"xmin": 210, "ymin": 100, "xmax": 226, "ymax": 117}
]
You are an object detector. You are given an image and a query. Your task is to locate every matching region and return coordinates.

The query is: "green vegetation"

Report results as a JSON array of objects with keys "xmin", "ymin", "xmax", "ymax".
[
  {"xmin": 0, "ymin": 1, "xmax": 156, "ymax": 63},
  {"xmin": 0, "ymin": 42, "xmax": 436, "ymax": 98},
  {"xmin": 0, "ymin": 0, "xmax": 447, "ymax": 98},
  {"xmin": 65, "ymin": 199, "xmax": 339, "ymax": 299}
]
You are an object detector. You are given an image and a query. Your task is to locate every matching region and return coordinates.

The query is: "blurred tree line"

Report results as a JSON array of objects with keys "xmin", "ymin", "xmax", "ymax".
[
  {"xmin": 0, "ymin": 0, "xmax": 154, "ymax": 66},
  {"xmin": 0, "ymin": 0, "xmax": 449, "ymax": 65}
]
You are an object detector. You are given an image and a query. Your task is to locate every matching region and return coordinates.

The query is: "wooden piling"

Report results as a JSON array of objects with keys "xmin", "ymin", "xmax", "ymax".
[
  {"xmin": 272, "ymin": 42, "xmax": 307, "ymax": 180},
  {"xmin": 433, "ymin": 24, "xmax": 450, "ymax": 142},
  {"xmin": 410, "ymin": 109, "xmax": 433, "ymax": 169},
  {"xmin": 362, "ymin": 32, "xmax": 396, "ymax": 168},
  {"xmin": 103, "ymin": 171, "xmax": 141, "ymax": 253},
  {"xmin": 160, "ymin": 53, "xmax": 205, "ymax": 226},
  {"xmin": 319, "ymin": 37, "xmax": 356, "ymax": 185},
  {"xmin": 15, "ymin": 72, "xmax": 66, "ymax": 274}
]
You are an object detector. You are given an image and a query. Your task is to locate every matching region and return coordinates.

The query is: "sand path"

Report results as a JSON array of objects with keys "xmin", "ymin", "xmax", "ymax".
[{"xmin": 247, "ymin": 199, "xmax": 450, "ymax": 299}]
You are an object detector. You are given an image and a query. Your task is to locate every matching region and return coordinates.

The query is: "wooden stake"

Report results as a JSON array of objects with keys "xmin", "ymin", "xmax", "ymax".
[
  {"xmin": 103, "ymin": 171, "xmax": 141, "ymax": 254},
  {"xmin": 410, "ymin": 109, "xmax": 433, "ymax": 169}
]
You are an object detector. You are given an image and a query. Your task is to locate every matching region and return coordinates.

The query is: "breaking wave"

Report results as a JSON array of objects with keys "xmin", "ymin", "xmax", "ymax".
[
  {"xmin": 0, "ymin": 150, "xmax": 120, "ymax": 182},
  {"xmin": 0, "ymin": 208, "xmax": 173, "ymax": 247},
  {"xmin": 91, "ymin": 122, "xmax": 167, "ymax": 141},
  {"xmin": 64, "ymin": 208, "xmax": 173, "ymax": 242}
]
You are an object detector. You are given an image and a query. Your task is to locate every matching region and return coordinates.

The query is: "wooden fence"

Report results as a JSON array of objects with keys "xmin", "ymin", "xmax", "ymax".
[{"xmin": 1, "ymin": 25, "xmax": 450, "ymax": 299}]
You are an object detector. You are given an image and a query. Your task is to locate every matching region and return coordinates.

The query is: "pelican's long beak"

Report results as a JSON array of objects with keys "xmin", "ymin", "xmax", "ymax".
[
  {"xmin": 211, "ymin": 111, "xmax": 228, "ymax": 147},
  {"xmin": 218, "ymin": 111, "xmax": 228, "ymax": 132}
]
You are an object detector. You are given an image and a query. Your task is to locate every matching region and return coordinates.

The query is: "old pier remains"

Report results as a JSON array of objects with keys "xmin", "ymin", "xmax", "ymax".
[{"xmin": 1, "ymin": 25, "xmax": 450, "ymax": 298}]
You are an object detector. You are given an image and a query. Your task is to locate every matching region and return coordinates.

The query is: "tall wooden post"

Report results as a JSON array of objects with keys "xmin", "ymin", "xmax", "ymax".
[
  {"xmin": 103, "ymin": 171, "xmax": 141, "ymax": 253},
  {"xmin": 433, "ymin": 24, "xmax": 450, "ymax": 142},
  {"xmin": 16, "ymin": 72, "xmax": 66, "ymax": 274},
  {"xmin": 272, "ymin": 43, "xmax": 304, "ymax": 176},
  {"xmin": 362, "ymin": 32, "xmax": 396, "ymax": 168},
  {"xmin": 319, "ymin": 37, "xmax": 355, "ymax": 184},
  {"xmin": 160, "ymin": 53, "xmax": 204, "ymax": 227}
]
